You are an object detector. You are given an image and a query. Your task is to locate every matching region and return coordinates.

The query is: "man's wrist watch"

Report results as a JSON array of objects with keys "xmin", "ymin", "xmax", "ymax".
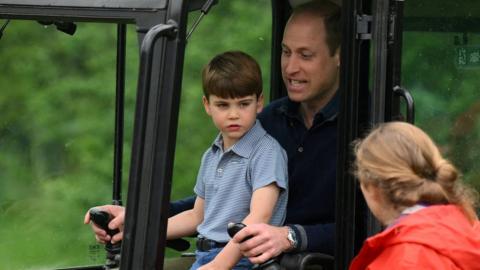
[{"xmin": 287, "ymin": 226, "xmax": 298, "ymax": 250}]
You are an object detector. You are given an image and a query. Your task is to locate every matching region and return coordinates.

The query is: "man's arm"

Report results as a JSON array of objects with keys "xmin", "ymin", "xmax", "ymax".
[
  {"xmin": 84, "ymin": 196, "xmax": 197, "ymax": 244},
  {"xmin": 169, "ymin": 195, "xmax": 195, "ymax": 216},
  {"xmin": 296, "ymin": 222, "xmax": 335, "ymax": 254},
  {"xmin": 199, "ymin": 183, "xmax": 280, "ymax": 270},
  {"xmin": 167, "ymin": 196, "xmax": 204, "ymax": 240}
]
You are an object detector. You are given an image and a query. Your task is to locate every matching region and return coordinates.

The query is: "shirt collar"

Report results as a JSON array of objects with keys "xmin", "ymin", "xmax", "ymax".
[
  {"xmin": 211, "ymin": 120, "xmax": 266, "ymax": 158},
  {"xmin": 276, "ymin": 91, "xmax": 339, "ymax": 124}
]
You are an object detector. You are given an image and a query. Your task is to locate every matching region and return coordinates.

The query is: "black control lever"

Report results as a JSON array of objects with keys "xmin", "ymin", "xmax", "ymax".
[
  {"xmin": 89, "ymin": 208, "xmax": 121, "ymax": 268},
  {"xmin": 227, "ymin": 222, "xmax": 248, "ymax": 239},
  {"xmin": 227, "ymin": 223, "xmax": 282, "ymax": 270}
]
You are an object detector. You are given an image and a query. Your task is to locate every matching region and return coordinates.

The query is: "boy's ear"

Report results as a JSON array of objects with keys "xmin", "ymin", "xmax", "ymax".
[
  {"xmin": 202, "ymin": 96, "xmax": 212, "ymax": 115},
  {"xmin": 256, "ymin": 93, "xmax": 264, "ymax": 113}
]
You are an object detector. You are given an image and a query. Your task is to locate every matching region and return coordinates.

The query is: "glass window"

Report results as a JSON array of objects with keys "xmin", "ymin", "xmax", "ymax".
[
  {"xmin": 402, "ymin": 1, "xmax": 480, "ymax": 191},
  {"xmin": 0, "ymin": 21, "xmax": 138, "ymax": 268}
]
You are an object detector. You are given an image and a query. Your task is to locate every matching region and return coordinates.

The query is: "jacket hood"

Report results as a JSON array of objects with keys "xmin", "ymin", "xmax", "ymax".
[{"xmin": 355, "ymin": 205, "xmax": 480, "ymax": 269}]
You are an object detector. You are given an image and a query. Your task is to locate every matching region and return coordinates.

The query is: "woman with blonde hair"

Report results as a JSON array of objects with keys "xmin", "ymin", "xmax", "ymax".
[{"xmin": 349, "ymin": 121, "xmax": 480, "ymax": 270}]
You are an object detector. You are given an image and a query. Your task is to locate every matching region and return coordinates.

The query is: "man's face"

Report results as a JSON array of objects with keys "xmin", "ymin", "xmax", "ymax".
[
  {"xmin": 203, "ymin": 94, "xmax": 263, "ymax": 149},
  {"xmin": 281, "ymin": 13, "xmax": 340, "ymax": 109}
]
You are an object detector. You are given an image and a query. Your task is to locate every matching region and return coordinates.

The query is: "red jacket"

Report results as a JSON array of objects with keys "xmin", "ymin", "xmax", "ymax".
[{"xmin": 349, "ymin": 205, "xmax": 480, "ymax": 270}]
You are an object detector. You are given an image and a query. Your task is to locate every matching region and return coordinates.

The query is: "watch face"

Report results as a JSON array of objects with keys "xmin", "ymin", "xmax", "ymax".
[{"xmin": 287, "ymin": 228, "xmax": 297, "ymax": 248}]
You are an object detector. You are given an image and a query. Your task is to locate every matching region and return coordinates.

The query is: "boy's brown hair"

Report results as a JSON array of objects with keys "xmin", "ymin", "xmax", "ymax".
[{"xmin": 202, "ymin": 51, "xmax": 262, "ymax": 99}]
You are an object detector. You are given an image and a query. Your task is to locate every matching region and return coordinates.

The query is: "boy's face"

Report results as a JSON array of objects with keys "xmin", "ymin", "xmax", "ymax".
[{"xmin": 203, "ymin": 94, "xmax": 263, "ymax": 149}]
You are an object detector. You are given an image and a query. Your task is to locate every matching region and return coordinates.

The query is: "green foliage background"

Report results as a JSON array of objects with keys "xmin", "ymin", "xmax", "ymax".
[{"xmin": 401, "ymin": 23, "xmax": 480, "ymax": 190}]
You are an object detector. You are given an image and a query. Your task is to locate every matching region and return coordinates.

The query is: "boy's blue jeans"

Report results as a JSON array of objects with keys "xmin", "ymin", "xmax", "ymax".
[{"xmin": 189, "ymin": 247, "xmax": 254, "ymax": 270}]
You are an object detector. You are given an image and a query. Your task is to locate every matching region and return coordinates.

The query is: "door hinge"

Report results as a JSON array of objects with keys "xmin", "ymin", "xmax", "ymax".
[{"xmin": 356, "ymin": 14, "xmax": 372, "ymax": 40}]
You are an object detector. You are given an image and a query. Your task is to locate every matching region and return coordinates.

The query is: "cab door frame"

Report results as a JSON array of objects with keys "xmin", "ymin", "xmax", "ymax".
[
  {"xmin": 336, "ymin": 0, "xmax": 372, "ymax": 268},
  {"xmin": 336, "ymin": 0, "xmax": 408, "ymax": 268}
]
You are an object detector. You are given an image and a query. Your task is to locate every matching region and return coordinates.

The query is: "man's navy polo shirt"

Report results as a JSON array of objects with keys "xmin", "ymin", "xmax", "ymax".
[{"xmin": 258, "ymin": 92, "xmax": 338, "ymax": 255}]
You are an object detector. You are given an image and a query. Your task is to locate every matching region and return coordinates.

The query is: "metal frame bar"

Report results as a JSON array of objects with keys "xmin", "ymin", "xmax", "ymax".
[
  {"xmin": 121, "ymin": 24, "xmax": 176, "ymax": 269},
  {"xmin": 385, "ymin": 0, "xmax": 405, "ymax": 122},
  {"xmin": 269, "ymin": 0, "xmax": 290, "ymax": 101},
  {"xmin": 0, "ymin": 5, "xmax": 159, "ymax": 24},
  {"xmin": 365, "ymin": 0, "xmax": 390, "ymax": 239},
  {"xmin": 112, "ymin": 24, "xmax": 127, "ymax": 206},
  {"xmin": 121, "ymin": 1, "xmax": 188, "ymax": 268},
  {"xmin": 0, "ymin": 0, "xmax": 166, "ymax": 9},
  {"xmin": 336, "ymin": 0, "xmax": 371, "ymax": 268},
  {"xmin": 370, "ymin": 0, "xmax": 389, "ymax": 125}
]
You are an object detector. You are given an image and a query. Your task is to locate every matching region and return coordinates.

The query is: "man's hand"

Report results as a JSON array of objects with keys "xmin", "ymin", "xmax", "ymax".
[
  {"xmin": 232, "ymin": 223, "xmax": 291, "ymax": 264},
  {"xmin": 84, "ymin": 205, "xmax": 125, "ymax": 244}
]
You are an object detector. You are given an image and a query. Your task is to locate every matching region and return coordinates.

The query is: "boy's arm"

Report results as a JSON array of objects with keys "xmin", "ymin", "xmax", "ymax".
[
  {"xmin": 167, "ymin": 196, "xmax": 204, "ymax": 240},
  {"xmin": 243, "ymin": 183, "xmax": 280, "ymax": 224},
  {"xmin": 200, "ymin": 183, "xmax": 280, "ymax": 269}
]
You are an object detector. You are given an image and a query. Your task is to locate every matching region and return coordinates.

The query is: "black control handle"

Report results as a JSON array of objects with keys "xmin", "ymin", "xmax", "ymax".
[
  {"xmin": 89, "ymin": 208, "xmax": 120, "ymax": 237},
  {"xmin": 89, "ymin": 208, "xmax": 121, "ymax": 259},
  {"xmin": 227, "ymin": 222, "xmax": 247, "ymax": 239}
]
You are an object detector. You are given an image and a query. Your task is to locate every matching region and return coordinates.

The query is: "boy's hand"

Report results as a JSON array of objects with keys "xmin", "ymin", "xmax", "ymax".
[
  {"xmin": 198, "ymin": 260, "xmax": 230, "ymax": 270},
  {"xmin": 84, "ymin": 205, "xmax": 125, "ymax": 244}
]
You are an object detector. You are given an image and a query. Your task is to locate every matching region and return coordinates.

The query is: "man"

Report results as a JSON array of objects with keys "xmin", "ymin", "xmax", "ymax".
[
  {"xmin": 85, "ymin": 0, "xmax": 341, "ymax": 265},
  {"xmin": 234, "ymin": 0, "xmax": 340, "ymax": 263}
]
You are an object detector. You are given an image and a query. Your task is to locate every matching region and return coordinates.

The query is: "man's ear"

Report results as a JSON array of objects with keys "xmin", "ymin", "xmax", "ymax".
[
  {"xmin": 256, "ymin": 93, "xmax": 264, "ymax": 113},
  {"xmin": 202, "ymin": 96, "xmax": 211, "ymax": 116},
  {"xmin": 334, "ymin": 47, "xmax": 340, "ymax": 67}
]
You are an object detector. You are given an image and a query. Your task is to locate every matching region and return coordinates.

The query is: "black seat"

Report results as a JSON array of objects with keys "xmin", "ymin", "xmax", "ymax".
[
  {"xmin": 280, "ymin": 252, "xmax": 334, "ymax": 270},
  {"xmin": 255, "ymin": 252, "xmax": 334, "ymax": 270}
]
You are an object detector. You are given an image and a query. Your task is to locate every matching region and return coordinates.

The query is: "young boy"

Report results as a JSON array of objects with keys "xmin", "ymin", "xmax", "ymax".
[{"xmin": 167, "ymin": 51, "xmax": 288, "ymax": 270}]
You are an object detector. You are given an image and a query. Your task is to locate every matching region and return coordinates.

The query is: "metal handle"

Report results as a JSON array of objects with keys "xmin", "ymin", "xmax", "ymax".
[
  {"xmin": 393, "ymin": 86, "xmax": 415, "ymax": 124},
  {"xmin": 112, "ymin": 24, "xmax": 126, "ymax": 206},
  {"xmin": 132, "ymin": 21, "xmax": 178, "ymax": 175}
]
